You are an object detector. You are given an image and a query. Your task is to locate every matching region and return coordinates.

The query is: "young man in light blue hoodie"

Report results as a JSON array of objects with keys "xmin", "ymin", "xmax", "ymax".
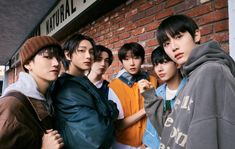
[{"xmin": 140, "ymin": 46, "xmax": 187, "ymax": 149}]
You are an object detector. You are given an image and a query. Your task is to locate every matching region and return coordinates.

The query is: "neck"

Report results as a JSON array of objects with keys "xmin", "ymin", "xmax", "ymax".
[
  {"xmin": 166, "ymin": 73, "xmax": 182, "ymax": 90},
  {"xmin": 88, "ymin": 71, "xmax": 102, "ymax": 84},
  {"xmin": 30, "ymin": 73, "xmax": 49, "ymax": 96}
]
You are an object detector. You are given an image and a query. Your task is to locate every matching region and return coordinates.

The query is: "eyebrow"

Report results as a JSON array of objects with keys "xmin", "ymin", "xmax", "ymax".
[{"xmin": 78, "ymin": 46, "xmax": 88, "ymax": 49}]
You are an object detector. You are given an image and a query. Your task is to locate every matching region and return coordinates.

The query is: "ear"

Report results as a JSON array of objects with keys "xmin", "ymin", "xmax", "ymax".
[
  {"xmin": 24, "ymin": 63, "xmax": 32, "ymax": 72},
  {"xmin": 64, "ymin": 51, "xmax": 71, "ymax": 60},
  {"xmin": 194, "ymin": 29, "xmax": 201, "ymax": 43}
]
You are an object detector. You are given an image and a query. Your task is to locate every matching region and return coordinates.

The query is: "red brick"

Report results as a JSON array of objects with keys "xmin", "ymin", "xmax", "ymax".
[
  {"xmin": 132, "ymin": 11, "xmax": 146, "ymax": 22},
  {"xmin": 213, "ymin": 32, "xmax": 229, "ymax": 42},
  {"xmin": 146, "ymin": 39, "xmax": 158, "ymax": 47},
  {"xmin": 166, "ymin": 0, "xmax": 184, "ymax": 8},
  {"xmin": 109, "ymin": 37, "xmax": 119, "ymax": 44},
  {"xmin": 200, "ymin": 25, "xmax": 213, "ymax": 36},
  {"xmin": 125, "ymin": 8, "xmax": 138, "ymax": 18},
  {"xmin": 138, "ymin": 32, "xmax": 155, "ymax": 41},
  {"xmin": 215, "ymin": 0, "xmax": 228, "ymax": 9},
  {"xmin": 146, "ymin": 4, "xmax": 164, "ymax": 16},
  {"xmin": 173, "ymin": 2, "xmax": 185, "ymax": 13},
  {"xmin": 131, "ymin": 27, "xmax": 145, "ymax": 36},
  {"xmin": 125, "ymin": 24, "xmax": 137, "ymax": 32},
  {"xmin": 114, "ymin": 41, "xmax": 125, "ymax": 49},
  {"xmin": 96, "ymin": 35, "xmax": 104, "ymax": 42},
  {"xmin": 119, "ymin": 32, "xmax": 130, "ymax": 40},
  {"xmin": 145, "ymin": 21, "xmax": 159, "ymax": 32},
  {"xmin": 125, "ymin": 38, "xmax": 138, "ymax": 43},
  {"xmin": 155, "ymin": 9, "xmax": 173, "ymax": 20},
  {"xmin": 197, "ymin": 8, "xmax": 228, "ymax": 26},
  {"xmin": 186, "ymin": 3, "xmax": 212, "ymax": 17},
  {"xmin": 136, "ymin": 15, "xmax": 155, "ymax": 27},
  {"xmin": 214, "ymin": 20, "xmax": 228, "ymax": 32},
  {"xmin": 139, "ymin": 2, "xmax": 153, "ymax": 11}
]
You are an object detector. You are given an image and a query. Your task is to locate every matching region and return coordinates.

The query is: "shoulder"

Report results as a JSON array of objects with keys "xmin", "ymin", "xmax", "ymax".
[
  {"xmin": 156, "ymin": 83, "xmax": 166, "ymax": 95},
  {"xmin": 0, "ymin": 95, "xmax": 22, "ymax": 111},
  {"xmin": 109, "ymin": 78, "xmax": 123, "ymax": 87},
  {"xmin": 193, "ymin": 62, "xmax": 228, "ymax": 80}
]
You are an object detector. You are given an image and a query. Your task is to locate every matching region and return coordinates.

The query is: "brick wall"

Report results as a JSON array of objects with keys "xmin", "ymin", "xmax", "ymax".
[{"xmin": 79, "ymin": 0, "xmax": 228, "ymax": 80}]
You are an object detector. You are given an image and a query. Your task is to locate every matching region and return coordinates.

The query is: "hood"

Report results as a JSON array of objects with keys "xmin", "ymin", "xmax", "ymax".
[
  {"xmin": 182, "ymin": 40, "xmax": 235, "ymax": 77},
  {"xmin": 2, "ymin": 72, "xmax": 46, "ymax": 100}
]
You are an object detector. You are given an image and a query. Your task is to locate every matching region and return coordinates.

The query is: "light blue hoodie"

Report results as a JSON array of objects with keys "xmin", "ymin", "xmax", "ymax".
[{"xmin": 142, "ymin": 77, "xmax": 187, "ymax": 149}]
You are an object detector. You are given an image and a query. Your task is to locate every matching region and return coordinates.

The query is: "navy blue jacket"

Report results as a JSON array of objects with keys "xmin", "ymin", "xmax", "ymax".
[{"xmin": 51, "ymin": 73, "xmax": 118, "ymax": 149}]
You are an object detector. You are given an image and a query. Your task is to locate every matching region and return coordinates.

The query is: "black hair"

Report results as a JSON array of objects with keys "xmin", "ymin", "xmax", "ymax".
[
  {"xmin": 94, "ymin": 45, "xmax": 113, "ymax": 66},
  {"xmin": 62, "ymin": 33, "xmax": 96, "ymax": 70},
  {"xmin": 151, "ymin": 46, "xmax": 172, "ymax": 66},
  {"xmin": 24, "ymin": 45, "xmax": 63, "ymax": 72},
  {"xmin": 156, "ymin": 14, "xmax": 199, "ymax": 47},
  {"xmin": 118, "ymin": 42, "xmax": 145, "ymax": 63}
]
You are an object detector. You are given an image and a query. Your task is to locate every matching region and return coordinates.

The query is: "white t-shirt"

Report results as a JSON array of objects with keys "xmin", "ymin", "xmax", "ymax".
[
  {"xmin": 108, "ymin": 88, "xmax": 141, "ymax": 149},
  {"xmin": 166, "ymin": 86, "xmax": 177, "ymax": 100}
]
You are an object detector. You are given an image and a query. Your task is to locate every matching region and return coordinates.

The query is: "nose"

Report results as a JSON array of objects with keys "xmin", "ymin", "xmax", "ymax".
[
  {"xmin": 129, "ymin": 58, "xmax": 134, "ymax": 65},
  {"xmin": 156, "ymin": 63, "xmax": 163, "ymax": 72},
  {"xmin": 85, "ymin": 50, "xmax": 91, "ymax": 59},
  {"xmin": 52, "ymin": 57, "xmax": 59, "ymax": 66},
  {"xmin": 171, "ymin": 40, "xmax": 179, "ymax": 52},
  {"xmin": 100, "ymin": 59, "xmax": 106, "ymax": 66}
]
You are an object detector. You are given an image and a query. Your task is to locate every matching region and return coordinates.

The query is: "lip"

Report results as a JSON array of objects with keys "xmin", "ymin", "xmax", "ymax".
[
  {"xmin": 130, "ymin": 68, "xmax": 137, "ymax": 71},
  {"xmin": 50, "ymin": 69, "xmax": 59, "ymax": 74},
  {"xmin": 158, "ymin": 73, "xmax": 165, "ymax": 78},
  {"xmin": 84, "ymin": 62, "xmax": 91, "ymax": 65},
  {"xmin": 175, "ymin": 53, "xmax": 184, "ymax": 60}
]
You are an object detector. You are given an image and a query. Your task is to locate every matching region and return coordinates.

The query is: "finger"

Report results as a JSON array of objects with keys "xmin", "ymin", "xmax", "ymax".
[
  {"xmin": 56, "ymin": 137, "xmax": 64, "ymax": 144},
  {"xmin": 46, "ymin": 129, "xmax": 53, "ymax": 133},
  {"xmin": 58, "ymin": 142, "xmax": 64, "ymax": 148},
  {"xmin": 54, "ymin": 133, "xmax": 61, "ymax": 140},
  {"xmin": 49, "ymin": 130, "xmax": 59, "ymax": 135}
]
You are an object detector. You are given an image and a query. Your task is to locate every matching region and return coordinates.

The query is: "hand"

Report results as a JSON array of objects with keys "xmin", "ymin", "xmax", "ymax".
[
  {"xmin": 138, "ymin": 79, "xmax": 154, "ymax": 93},
  {"xmin": 41, "ymin": 129, "xmax": 64, "ymax": 149},
  {"xmin": 140, "ymin": 108, "xmax": 146, "ymax": 115}
]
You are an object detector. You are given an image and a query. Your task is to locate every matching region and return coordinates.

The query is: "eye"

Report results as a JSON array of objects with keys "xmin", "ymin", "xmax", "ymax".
[
  {"xmin": 89, "ymin": 49, "xmax": 94, "ymax": 55},
  {"xmin": 163, "ymin": 41, "xmax": 170, "ymax": 48},
  {"xmin": 104, "ymin": 59, "xmax": 110, "ymax": 64},
  {"xmin": 77, "ymin": 49, "xmax": 86, "ymax": 53},
  {"xmin": 174, "ymin": 34, "xmax": 182, "ymax": 39},
  {"xmin": 43, "ymin": 55, "xmax": 52, "ymax": 59},
  {"xmin": 133, "ymin": 56, "xmax": 141, "ymax": 59}
]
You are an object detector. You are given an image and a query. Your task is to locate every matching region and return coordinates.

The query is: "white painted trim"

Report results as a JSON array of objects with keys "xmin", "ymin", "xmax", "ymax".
[{"xmin": 229, "ymin": 0, "xmax": 235, "ymax": 60}]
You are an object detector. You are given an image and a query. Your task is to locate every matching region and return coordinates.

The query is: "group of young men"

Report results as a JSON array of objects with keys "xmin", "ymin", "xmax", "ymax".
[{"xmin": 0, "ymin": 14, "xmax": 234, "ymax": 149}]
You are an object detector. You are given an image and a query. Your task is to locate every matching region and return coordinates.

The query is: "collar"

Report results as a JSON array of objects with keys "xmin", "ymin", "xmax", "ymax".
[{"xmin": 118, "ymin": 69, "xmax": 149, "ymax": 87}]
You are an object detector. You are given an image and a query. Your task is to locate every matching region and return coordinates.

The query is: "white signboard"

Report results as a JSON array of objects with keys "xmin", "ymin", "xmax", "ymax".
[{"xmin": 40, "ymin": 0, "xmax": 96, "ymax": 36}]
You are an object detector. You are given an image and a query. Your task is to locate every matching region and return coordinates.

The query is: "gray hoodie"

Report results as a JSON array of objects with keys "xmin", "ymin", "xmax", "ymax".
[
  {"xmin": 3, "ymin": 72, "xmax": 45, "ymax": 100},
  {"xmin": 143, "ymin": 40, "xmax": 235, "ymax": 149}
]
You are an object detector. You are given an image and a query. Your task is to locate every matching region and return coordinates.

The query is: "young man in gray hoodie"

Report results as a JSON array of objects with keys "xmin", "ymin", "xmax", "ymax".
[{"xmin": 139, "ymin": 14, "xmax": 235, "ymax": 149}]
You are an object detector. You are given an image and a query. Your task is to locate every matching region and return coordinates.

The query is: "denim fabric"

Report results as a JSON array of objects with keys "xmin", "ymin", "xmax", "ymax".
[{"xmin": 142, "ymin": 119, "xmax": 160, "ymax": 149}]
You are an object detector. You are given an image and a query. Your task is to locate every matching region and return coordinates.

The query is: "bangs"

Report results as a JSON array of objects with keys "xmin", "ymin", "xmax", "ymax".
[
  {"xmin": 156, "ymin": 15, "xmax": 199, "ymax": 47},
  {"xmin": 38, "ymin": 46, "xmax": 64, "ymax": 60},
  {"xmin": 157, "ymin": 22, "xmax": 187, "ymax": 47},
  {"xmin": 151, "ymin": 46, "xmax": 171, "ymax": 65}
]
